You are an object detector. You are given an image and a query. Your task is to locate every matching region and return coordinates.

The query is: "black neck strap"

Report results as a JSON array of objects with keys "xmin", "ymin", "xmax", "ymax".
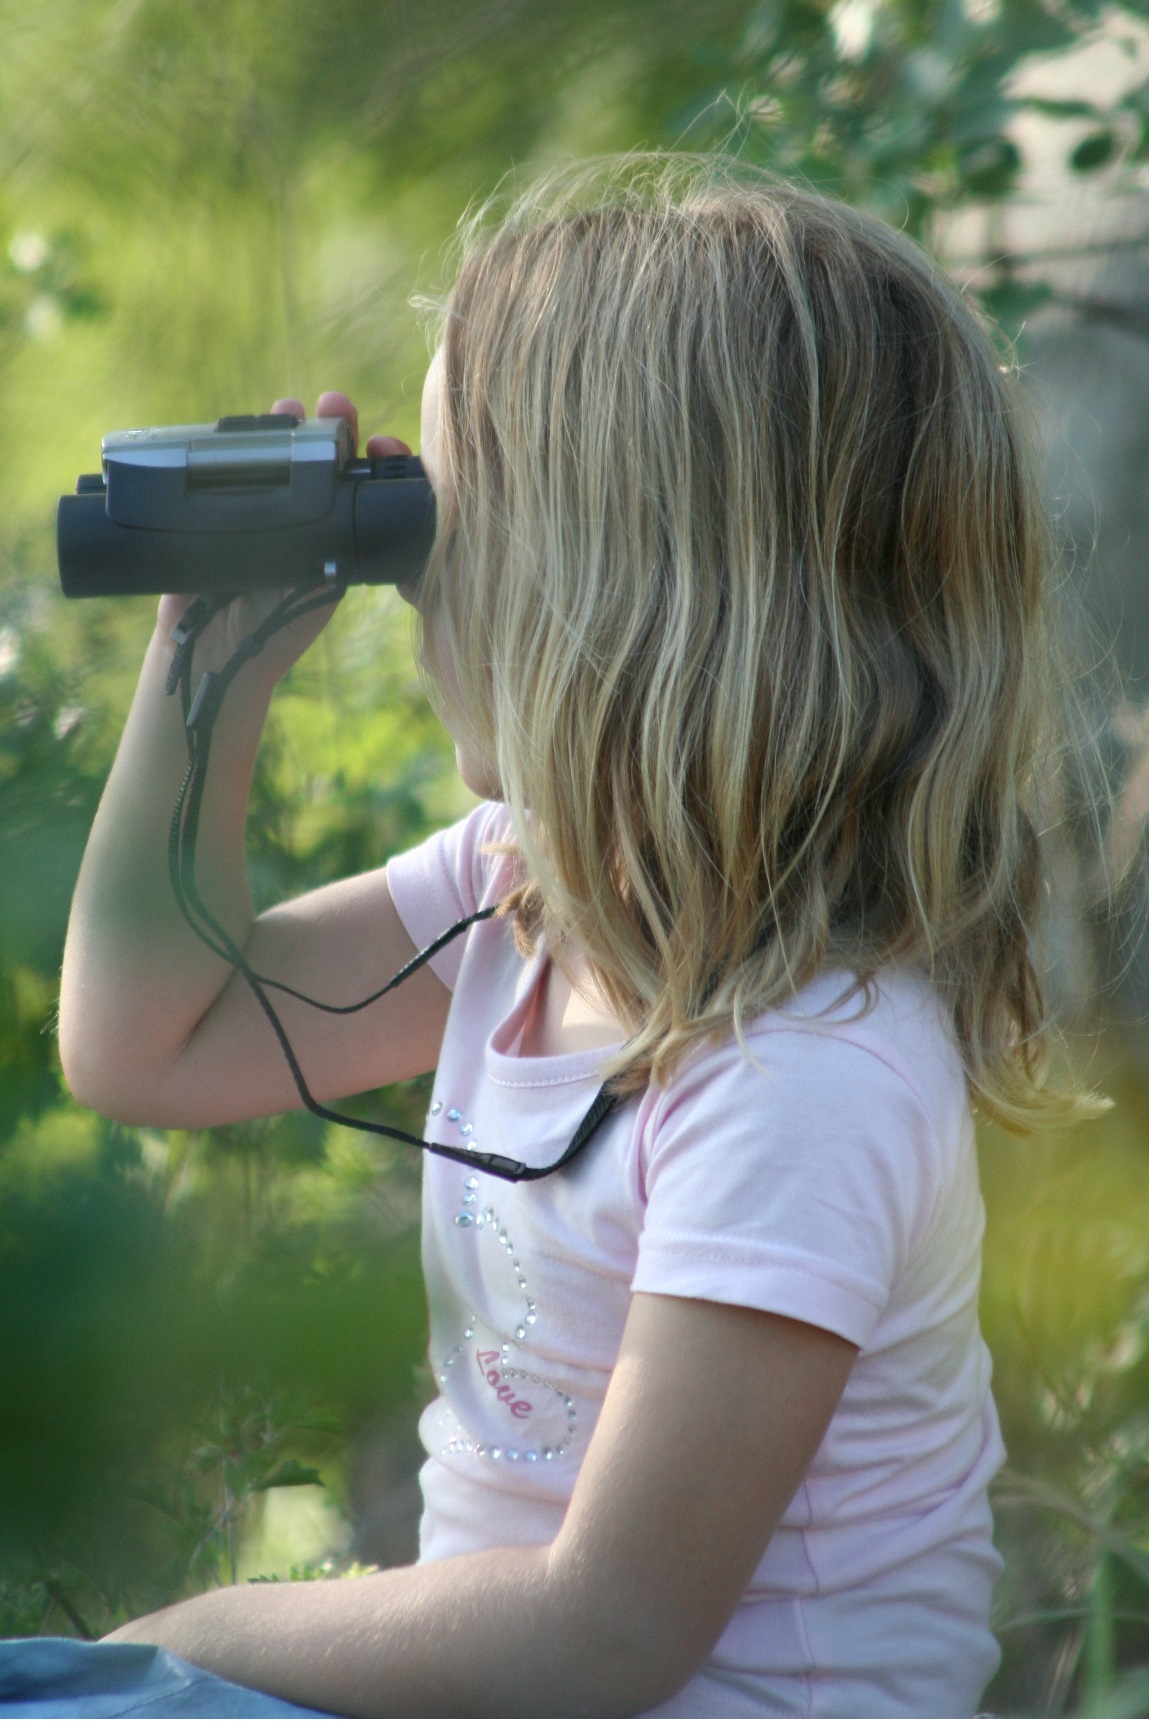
[{"xmin": 165, "ymin": 587, "xmax": 618, "ymax": 1183}]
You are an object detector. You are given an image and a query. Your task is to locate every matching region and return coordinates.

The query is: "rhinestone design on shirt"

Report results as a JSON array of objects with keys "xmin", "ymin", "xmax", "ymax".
[
  {"xmin": 430, "ymin": 1102, "xmax": 483, "ymax": 1177},
  {"xmin": 434, "ymin": 1159, "xmax": 577, "ymax": 1463}
]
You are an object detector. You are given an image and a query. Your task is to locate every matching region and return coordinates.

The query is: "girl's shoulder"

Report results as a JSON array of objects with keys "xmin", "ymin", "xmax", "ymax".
[
  {"xmin": 633, "ymin": 965, "xmax": 975, "ymax": 1345},
  {"xmin": 648, "ymin": 962, "xmax": 968, "ymax": 1142},
  {"xmin": 390, "ymin": 798, "xmax": 517, "ymax": 914},
  {"xmin": 750, "ymin": 964, "xmax": 969, "ymax": 1130}
]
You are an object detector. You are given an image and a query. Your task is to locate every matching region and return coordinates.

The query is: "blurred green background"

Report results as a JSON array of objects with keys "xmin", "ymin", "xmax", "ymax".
[{"xmin": 3, "ymin": 1, "xmax": 1149, "ymax": 1713}]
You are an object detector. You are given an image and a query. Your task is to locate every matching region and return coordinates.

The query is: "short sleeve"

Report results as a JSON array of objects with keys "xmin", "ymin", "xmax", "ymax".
[
  {"xmin": 632, "ymin": 1029, "xmax": 946, "ymax": 1348},
  {"xmin": 386, "ymin": 801, "xmax": 514, "ymax": 990}
]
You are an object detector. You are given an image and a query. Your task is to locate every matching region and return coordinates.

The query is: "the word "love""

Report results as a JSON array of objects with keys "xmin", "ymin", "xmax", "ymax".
[{"xmin": 475, "ymin": 1349, "xmax": 532, "ymax": 1419}]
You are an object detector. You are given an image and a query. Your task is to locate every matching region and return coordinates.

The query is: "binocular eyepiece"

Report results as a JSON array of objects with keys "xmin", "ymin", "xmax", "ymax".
[{"xmin": 57, "ymin": 413, "xmax": 436, "ymax": 597}]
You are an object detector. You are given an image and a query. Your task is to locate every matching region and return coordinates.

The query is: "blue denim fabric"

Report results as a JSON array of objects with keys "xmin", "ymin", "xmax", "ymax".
[{"xmin": 0, "ymin": 1638, "xmax": 334, "ymax": 1718}]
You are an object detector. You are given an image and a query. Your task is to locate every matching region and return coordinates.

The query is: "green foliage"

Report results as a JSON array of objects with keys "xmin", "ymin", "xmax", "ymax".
[
  {"xmin": 708, "ymin": 0, "xmax": 1101, "ymax": 228},
  {"xmin": 0, "ymin": 472, "xmax": 450, "ymax": 1632},
  {"xmin": 0, "ymin": 1094, "xmax": 429, "ymax": 1627},
  {"xmin": 1072, "ymin": 129, "xmax": 1119, "ymax": 173},
  {"xmin": 979, "ymin": 1062, "xmax": 1149, "ymax": 1715}
]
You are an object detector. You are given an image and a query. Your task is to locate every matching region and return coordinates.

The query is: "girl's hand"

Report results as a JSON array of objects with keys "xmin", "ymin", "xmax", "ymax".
[{"xmin": 154, "ymin": 390, "xmax": 412, "ymax": 688}]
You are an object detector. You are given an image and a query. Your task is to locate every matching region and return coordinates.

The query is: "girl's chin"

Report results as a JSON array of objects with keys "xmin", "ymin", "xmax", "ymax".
[{"xmin": 456, "ymin": 746, "xmax": 504, "ymax": 802}]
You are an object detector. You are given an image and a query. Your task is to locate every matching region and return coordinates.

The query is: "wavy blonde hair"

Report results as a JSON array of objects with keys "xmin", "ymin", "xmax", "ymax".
[{"xmin": 417, "ymin": 155, "xmax": 1099, "ymax": 1128}]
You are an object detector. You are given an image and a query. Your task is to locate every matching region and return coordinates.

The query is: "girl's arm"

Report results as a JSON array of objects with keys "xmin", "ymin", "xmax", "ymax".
[
  {"xmin": 59, "ymin": 396, "xmax": 451, "ymax": 1128},
  {"xmin": 106, "ymin": 1292, "xmax": 858, "ymax": 1717}
]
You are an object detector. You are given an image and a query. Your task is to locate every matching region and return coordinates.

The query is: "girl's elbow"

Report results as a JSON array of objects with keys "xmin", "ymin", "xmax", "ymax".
[
  {"xmin": 57, "ymin": 1024, "xmax": 110, "ymax": 1114},
  {"xmin": 575, "ymin": 1621, "xmax": 705, "ymax": 1716},
  {"xmin": 58, "ymin": 1024, "xmax": 170, "ymax": 1126},
  {"xmin": 60, "ymin": 1053, "xmax": 149, "ymax": 1125},
  {"xmin": 548, "ymin": 1561, "xmax": 710, "ymax": 1714}
]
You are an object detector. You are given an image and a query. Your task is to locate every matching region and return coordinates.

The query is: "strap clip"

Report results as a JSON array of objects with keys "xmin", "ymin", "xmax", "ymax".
[{"xmin": 186, "ymin": 671, "xmax": 218, "ymax": 732}]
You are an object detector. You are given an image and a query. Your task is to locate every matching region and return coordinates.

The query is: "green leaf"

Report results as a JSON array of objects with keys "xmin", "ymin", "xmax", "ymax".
[
  {"xmin": 255, "ymin": 1460, "xmax": 324, "ymax": 1490},
  {"xmin": 1071, "ymin": 130, "xmax": 1117, "ymax": 172},
  {"xmin": 978, "ymin": 276, "xmax": 1053, "ymax": 335},
  {"xmin": 959, "ymin": 135, "xmax": 1021, "ymax": 197},
  {"xmin": 1020, "ymin": 96, "xmax": 1100, "ymax": 120},
  {"xmin": 1088, "ymin": 1665, "xmax": 1149, "ymax": 1720}
]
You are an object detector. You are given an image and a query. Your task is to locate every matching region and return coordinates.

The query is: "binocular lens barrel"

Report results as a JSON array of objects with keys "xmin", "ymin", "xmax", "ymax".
[{"xmin": 57, "ymin": 458, "xmax": 436, "ymax": 597}]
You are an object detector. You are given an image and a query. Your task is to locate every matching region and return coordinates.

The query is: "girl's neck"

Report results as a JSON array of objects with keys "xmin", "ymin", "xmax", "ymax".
[{"xmin": 519, "ymin": 951, "xmax": 623, "ymax": 1059}]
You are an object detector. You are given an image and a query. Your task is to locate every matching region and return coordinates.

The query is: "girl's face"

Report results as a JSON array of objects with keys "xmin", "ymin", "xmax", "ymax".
[{"xmin": 414, "ymin": 351, "xmax": 503, "ymax": 802}]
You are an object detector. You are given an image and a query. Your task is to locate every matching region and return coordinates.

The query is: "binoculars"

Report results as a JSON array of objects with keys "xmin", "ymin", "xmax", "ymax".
[{"xmin": 57, "ymin": 413, "xmax": 436, "ymax": 597}]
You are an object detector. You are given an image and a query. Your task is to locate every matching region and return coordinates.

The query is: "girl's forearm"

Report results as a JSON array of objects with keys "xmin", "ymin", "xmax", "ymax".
[
  {"xmin": 106, "ymin": 1547, "xmax": 670, "ymax": 1719},
  {"xmin": 59, "ymin": 622, "xmax": 275, "ymax": 1110}
]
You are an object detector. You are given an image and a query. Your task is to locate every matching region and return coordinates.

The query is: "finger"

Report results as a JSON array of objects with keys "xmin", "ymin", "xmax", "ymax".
[
  {"xmin": 271, "ymin": 397, "xmax": 306, "ymax": 421},
  {"xmin": 365, "ymin": 433, "xmax": 413, "ymax": 458},
  {"xmin": 315, "ymin": 390, "xmax": 358, "ymax": 452}
]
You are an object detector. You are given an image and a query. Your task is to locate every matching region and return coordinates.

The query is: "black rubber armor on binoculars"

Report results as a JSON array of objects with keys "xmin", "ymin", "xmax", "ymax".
[{"xmin": 57, "ymin": 413, "xmax": 435, "ymax": 597}]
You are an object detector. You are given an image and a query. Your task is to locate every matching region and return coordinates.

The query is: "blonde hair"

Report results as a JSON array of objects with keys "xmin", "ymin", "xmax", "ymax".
[{"xmin": 418, "ymin": 154, "xmax": 1099, "ymax": 1128}]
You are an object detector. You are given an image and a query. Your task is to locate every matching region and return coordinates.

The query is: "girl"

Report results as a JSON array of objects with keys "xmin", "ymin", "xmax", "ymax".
[{"xmin": 58, "ymin": 156, "xmax": 1077, "ymax": 1717}]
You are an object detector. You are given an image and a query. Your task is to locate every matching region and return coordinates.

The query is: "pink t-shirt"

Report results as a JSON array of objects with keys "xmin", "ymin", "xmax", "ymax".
[{"xmin": 387, "ymin": 802, "xmax": 1006, "ymax": 1718}]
